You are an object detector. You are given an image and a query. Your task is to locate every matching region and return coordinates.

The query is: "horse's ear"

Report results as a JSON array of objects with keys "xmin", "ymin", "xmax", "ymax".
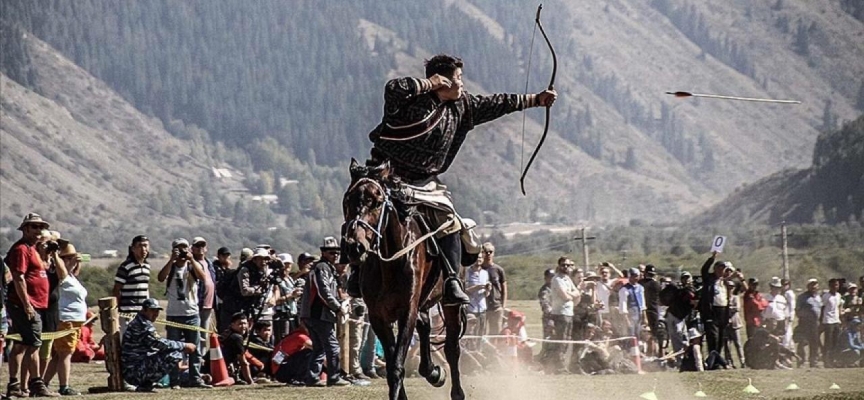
[{"xmin": 349, "ymin": 158, "xmax": 365, "ymax": 180}]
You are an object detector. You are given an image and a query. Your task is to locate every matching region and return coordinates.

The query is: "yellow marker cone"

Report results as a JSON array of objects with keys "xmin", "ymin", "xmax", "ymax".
[
  {"xmin": 694, "ymin": 382, "xmax": 707, "ymax": 397},
  {"xmin": 785, "ymin": 382, "xmax": 800, "ymax": 391},
  {"xmin": 829, "ymin": 383, "xmax": 840, "ymax": 390},
  {"xmin": 640, "ymin": 381, "xmax": 659, "ymax": 400},
  {"xmin": 639, "ymin": 392, "xmax": 659, "ymax": 400},
  {"xmin": 743, "ymin": 378, "xmax": 760, "ymax": 394}
]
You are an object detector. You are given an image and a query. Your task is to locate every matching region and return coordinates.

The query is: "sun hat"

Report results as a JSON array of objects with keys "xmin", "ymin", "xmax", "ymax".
[
  {"xmin": 18, "ymin": 213, "xmax": 50, "ymax": 231},
  {"xmin": 320, "ymin": 236, "xmax": 340, "ymax": 252}
]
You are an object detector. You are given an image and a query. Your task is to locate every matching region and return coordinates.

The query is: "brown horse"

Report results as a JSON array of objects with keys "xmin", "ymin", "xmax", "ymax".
[{"xmin": 342, "ymin": 159, "xmax": 465, "ymax": 400}]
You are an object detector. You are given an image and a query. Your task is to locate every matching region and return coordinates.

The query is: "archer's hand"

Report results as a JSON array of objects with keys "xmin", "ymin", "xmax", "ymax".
[
  {"xmin": 428, "ymin": 74, "xmax": 452, "ymax": 91},
  {"xmin": 536, "ymin": 89, "xmax": 557, "ymax": 107}
]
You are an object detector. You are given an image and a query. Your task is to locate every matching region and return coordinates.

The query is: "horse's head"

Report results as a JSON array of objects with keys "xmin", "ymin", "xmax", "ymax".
[{"xmin": 342, "ymin": 158, "xmax": 392, "ymax": 264}]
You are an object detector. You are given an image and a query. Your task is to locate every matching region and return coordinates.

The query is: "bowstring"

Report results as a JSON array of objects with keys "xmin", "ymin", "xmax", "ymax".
[{"xmin": 520, "ymin": 23, "xmax": 538, "ymax": 174}]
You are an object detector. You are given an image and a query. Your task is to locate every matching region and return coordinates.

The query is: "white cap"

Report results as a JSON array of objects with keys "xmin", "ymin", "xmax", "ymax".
[
  {"xmin": 172, "ymin": 238, "xmax": 190, "ymax": 248},
  {"xmin": 277, "ymin": 253, "xmax": 294, "ymax": 264},
  {"xmin": 252, "ymin": 248, "xmax": 270, "ymax": 259},
  {"xmin": 192, "ymin": 236, "xmax": 207, "ymax": 246}
]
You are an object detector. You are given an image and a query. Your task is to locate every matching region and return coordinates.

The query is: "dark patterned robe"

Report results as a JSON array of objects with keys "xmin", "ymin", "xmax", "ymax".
[
  {"xmin": 121, "ymin": 313, "xmax": 185, "ymax": 388},
  {"xmin": 369, "ymin": 77, "xmax": 536, "ymax": 183}
]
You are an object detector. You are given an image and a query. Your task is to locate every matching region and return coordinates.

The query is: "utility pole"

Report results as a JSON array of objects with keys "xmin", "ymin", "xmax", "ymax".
[
  {"xmin": 775, "ymin": 221, "xmax": 792, "ymax": 280},
  {"xmin": 573, "ymin": 227, "xmax": 596, "ymax": 271}
]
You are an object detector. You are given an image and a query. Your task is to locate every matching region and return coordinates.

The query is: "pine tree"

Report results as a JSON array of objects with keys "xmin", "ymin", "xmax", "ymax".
[
  {"xmin": 856, "ymin": 80, "xmax": 864, "ymax": 112},
  {"xmin": 793, "ymin": 21, "xmax": 810, "ymax": 56}
]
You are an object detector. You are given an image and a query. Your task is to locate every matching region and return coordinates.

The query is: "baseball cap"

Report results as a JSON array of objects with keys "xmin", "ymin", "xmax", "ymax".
[
  {"xmin": 628, "ymin": 267, "xmax": 641, "ymax": 276},
  {"xmin": 141, "ymin": 298, "xmax": 163, "ymax": 310},
  {"xmin": 544, "ymin": 268, "xmax": 555, "ymax": 278},
  {"xmin": 297, "ymin": 252, "xmax": 316, "ymax": 263},
  {"xmin": 644, "ymin": 264, "xmax": 657, "ymax": 275},
  {"xmin": 131, "ymin": 235, "xmax": 149, "ymax": 245},
  {"xmin": 277, "ymin": 253, "xmax": 294, "ymax": 264},
  {"xmin": 172, "ymin": 238, "xmax": 190, "ymax": 248},
  {"xmin": 192, "ymin": 236, "xmax": 207, "ymax": 246},
  {"xmin": 217, "ymin": 247, "xmax": 231, "ymax": 256}
]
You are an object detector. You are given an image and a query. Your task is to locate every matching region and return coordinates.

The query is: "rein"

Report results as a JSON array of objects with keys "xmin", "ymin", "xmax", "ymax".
[{"xmin": 345, "ymin": 177, "xmax": 456, "ymax": 263}]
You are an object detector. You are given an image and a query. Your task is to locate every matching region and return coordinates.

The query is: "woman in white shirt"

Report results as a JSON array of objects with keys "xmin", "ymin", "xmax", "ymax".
[{"xmin": 43, "ymin": 243, "xmax": 88, "ymax": 396}]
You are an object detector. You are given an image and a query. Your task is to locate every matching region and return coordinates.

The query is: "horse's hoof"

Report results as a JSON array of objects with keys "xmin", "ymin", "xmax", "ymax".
[{"xmin": 427, "ymin": 365, "xmax": 447, "ymax": 388}]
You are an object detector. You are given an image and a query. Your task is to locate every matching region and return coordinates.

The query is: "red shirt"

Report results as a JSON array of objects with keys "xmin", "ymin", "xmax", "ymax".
[
  {"xmin": 5, "ymin": 240, "xmax": 49, "ymax": 309},
  {"xmin": 271, "ymin": 330, "xmax": 311, "ymax": 372},
  {"xmin": 742, "ymin": 290, "xmax": 768, "ymax": 328}
]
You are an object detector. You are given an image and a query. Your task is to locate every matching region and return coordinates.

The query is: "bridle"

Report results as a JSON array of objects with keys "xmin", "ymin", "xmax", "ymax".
[{"xmin": 343, "ymin": 177, "xmax": 392, "ymax": 256}]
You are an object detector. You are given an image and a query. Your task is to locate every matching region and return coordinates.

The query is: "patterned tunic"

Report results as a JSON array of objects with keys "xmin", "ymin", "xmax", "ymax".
[
  {"xmin": 369, "ymin": 77, "xmax": 536, "ymax": 183},
  {"xmin": 121, "ymin": 313, "xmax": 185, "ymax": 387}
]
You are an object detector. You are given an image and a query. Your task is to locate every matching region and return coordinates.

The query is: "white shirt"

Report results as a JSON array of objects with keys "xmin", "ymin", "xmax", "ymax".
[
  {"xmin": 59, "ymin": 275, "xmax": 88, "ymax": 322},
  {"xmin": 783, "ymin": 289, "xmax": 795, "ymax": 320},
  {"xmin": 550, "ymin": 274, "xmax": 577, "ymax": 316},
  {"xmin": 596, "ymin": 280, "xmax": 612, "ymax": 314},
  {"xmin": 763, "ymin": 292, "xmax": 789, "ymax": 322},
  {"xmin": 821, "ymin": 291, "xmax": 842, "ymax": 324},
  {"xmin": 712, "ymin": 279, "xmax": 728, "ymax": 307}
]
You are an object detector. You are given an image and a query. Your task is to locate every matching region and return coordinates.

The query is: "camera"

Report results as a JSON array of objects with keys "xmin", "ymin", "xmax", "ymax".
[
  {"xmin": 353, "ymin": 302, "xmax": 367, "ymax": 318},
  {"xmin": 45, "ymin": 241, "xmax": 60, "ymax": 253},
  {"xmin": 177, "ymin": 249, "xmax": 189, "ymax": 259}
]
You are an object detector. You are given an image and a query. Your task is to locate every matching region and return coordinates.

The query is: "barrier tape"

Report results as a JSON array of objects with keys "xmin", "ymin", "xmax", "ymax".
[
  {"xmin": 5, "ymin": 315, "xmax": 99, "ymax": 342},
  {"xmin": 119, "ymin": 313, "xmax": 273, "ymax": 352},
  {"xmin": 114, "ymin": 313, "xmax": 637, "ymax": 350}
]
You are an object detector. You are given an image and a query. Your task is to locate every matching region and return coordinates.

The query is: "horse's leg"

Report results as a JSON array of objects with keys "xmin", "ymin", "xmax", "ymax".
[
  {"xmin": 416, "ymin": 310, "xmax": 446, "ymax": 387},
  {"xmin": 392, "ymin": 312, "xmax": 419, "ymax": 400},
  {"xmin": 370, "ymin": 316, "xmax": 400, "ymax": 400},
  {"xmin": 442, "ymin": 305, "xmax": 465, "ymax": 400}
]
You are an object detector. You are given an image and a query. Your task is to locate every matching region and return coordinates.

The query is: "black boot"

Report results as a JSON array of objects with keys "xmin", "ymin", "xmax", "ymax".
[
  {"xmin": 439, "ymin": 233, "xmax": 470, "ymax": 306},
  {"xmin": 347, "ymin": 264, "xmax": 362, "ymax": 298},
  {"xmin": 442, "ymin": 277, "xmax": 470, "ymax": 306}
]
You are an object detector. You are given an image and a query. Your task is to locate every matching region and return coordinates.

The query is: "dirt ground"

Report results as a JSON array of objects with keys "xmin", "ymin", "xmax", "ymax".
[
  {"xmin": 20, "ymin": 301, "xmax": 863, "ymax": 399},
  {"xmin": 61, "ymin": 362, "xmax": 864, "ymax": 400}
]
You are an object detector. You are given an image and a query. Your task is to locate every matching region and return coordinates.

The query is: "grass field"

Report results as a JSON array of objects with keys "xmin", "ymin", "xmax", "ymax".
[{"xmin": 17, "ymin": 301, "xmax": 864, "ymax": 399}]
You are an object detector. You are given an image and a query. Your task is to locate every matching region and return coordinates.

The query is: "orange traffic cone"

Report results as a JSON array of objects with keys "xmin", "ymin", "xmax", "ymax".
[{"xmin": 209, "ymin": 333, "xmax": 235, "ymax": 387}]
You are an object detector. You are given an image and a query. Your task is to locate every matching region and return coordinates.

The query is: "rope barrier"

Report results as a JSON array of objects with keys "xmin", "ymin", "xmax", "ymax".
[
  {"xmin": 5, "ymin": 314, "xmax": 99, "ymax": 342},
  {"xmin": 118, "ymin": 313, "xmax": 273, "ymax": 352}
]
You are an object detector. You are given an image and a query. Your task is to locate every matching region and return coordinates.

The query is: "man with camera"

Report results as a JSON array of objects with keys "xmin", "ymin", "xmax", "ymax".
[
  {"xmin": 157, "ymin": 238, "xmax": 211, "ymax": 388},
  {"xmin": 4, "ymin": 213, "xmax": 56, "ymax": 398},
  {"xmin": 299, "ymin": 237, "xmax": 351, "ymax": 387}
]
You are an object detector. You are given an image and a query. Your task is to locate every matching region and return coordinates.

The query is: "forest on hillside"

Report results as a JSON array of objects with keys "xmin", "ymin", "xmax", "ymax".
[{"xmin": 2, "ymin": 0, "xmax": 864, "ymax": 255}]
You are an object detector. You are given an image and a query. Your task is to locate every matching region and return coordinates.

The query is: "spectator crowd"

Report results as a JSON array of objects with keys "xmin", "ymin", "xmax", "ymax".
[
  {"xmin": 535, "ymin": 253, "xmax": 864, "ymax": 375},
  {"xmin": 1, "ymin": 212, "xmax": 862, "ymax": 397}
]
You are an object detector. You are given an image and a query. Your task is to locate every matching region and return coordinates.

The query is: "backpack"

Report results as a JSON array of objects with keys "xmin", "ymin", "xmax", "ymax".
[
  {"xmin": 659, "ymin": 284, "xmax": 679, "ymax": 307},
  {"xmin": 216, "ymin": 265, "xmax": 244, "ymax": 300}
]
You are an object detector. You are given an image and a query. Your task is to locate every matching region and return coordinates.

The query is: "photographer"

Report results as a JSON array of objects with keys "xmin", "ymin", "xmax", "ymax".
[
  {"xmin": 271, "ymin": 253, "xmax": 304, "ymax": 340},
  {"xmin": 157, "ymin": 238, "xmax": 211, "ymax": 388}
]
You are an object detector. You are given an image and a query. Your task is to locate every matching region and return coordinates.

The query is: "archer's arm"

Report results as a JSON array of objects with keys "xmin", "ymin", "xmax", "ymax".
[{"xmin": 468, "ymin": 93, "xmax": 538, "ymax": 126}]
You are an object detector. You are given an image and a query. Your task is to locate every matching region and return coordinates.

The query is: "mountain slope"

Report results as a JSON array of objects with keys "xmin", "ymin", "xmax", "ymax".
[
  {"xmin": 2, "ymin": 0, "xmax": 863, "ymax": 227},
  {"xmin": 695, "ymin": 114, "xmax": 864, "ymax": 226},
  {"xmin": 1, "ymin": 35, "xmax": 221, "ymax": 242}
]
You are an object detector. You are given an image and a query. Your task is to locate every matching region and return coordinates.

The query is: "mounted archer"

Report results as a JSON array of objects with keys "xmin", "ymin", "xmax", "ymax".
[{"xmin": 345, "ymin": 54, "xmax": 557, "ymax": 305}]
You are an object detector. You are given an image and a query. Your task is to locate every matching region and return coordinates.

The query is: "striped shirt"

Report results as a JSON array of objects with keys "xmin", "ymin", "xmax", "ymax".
[{"xmin": 115, "ymin": 259, "xmax": 151, "ymax": 312}]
